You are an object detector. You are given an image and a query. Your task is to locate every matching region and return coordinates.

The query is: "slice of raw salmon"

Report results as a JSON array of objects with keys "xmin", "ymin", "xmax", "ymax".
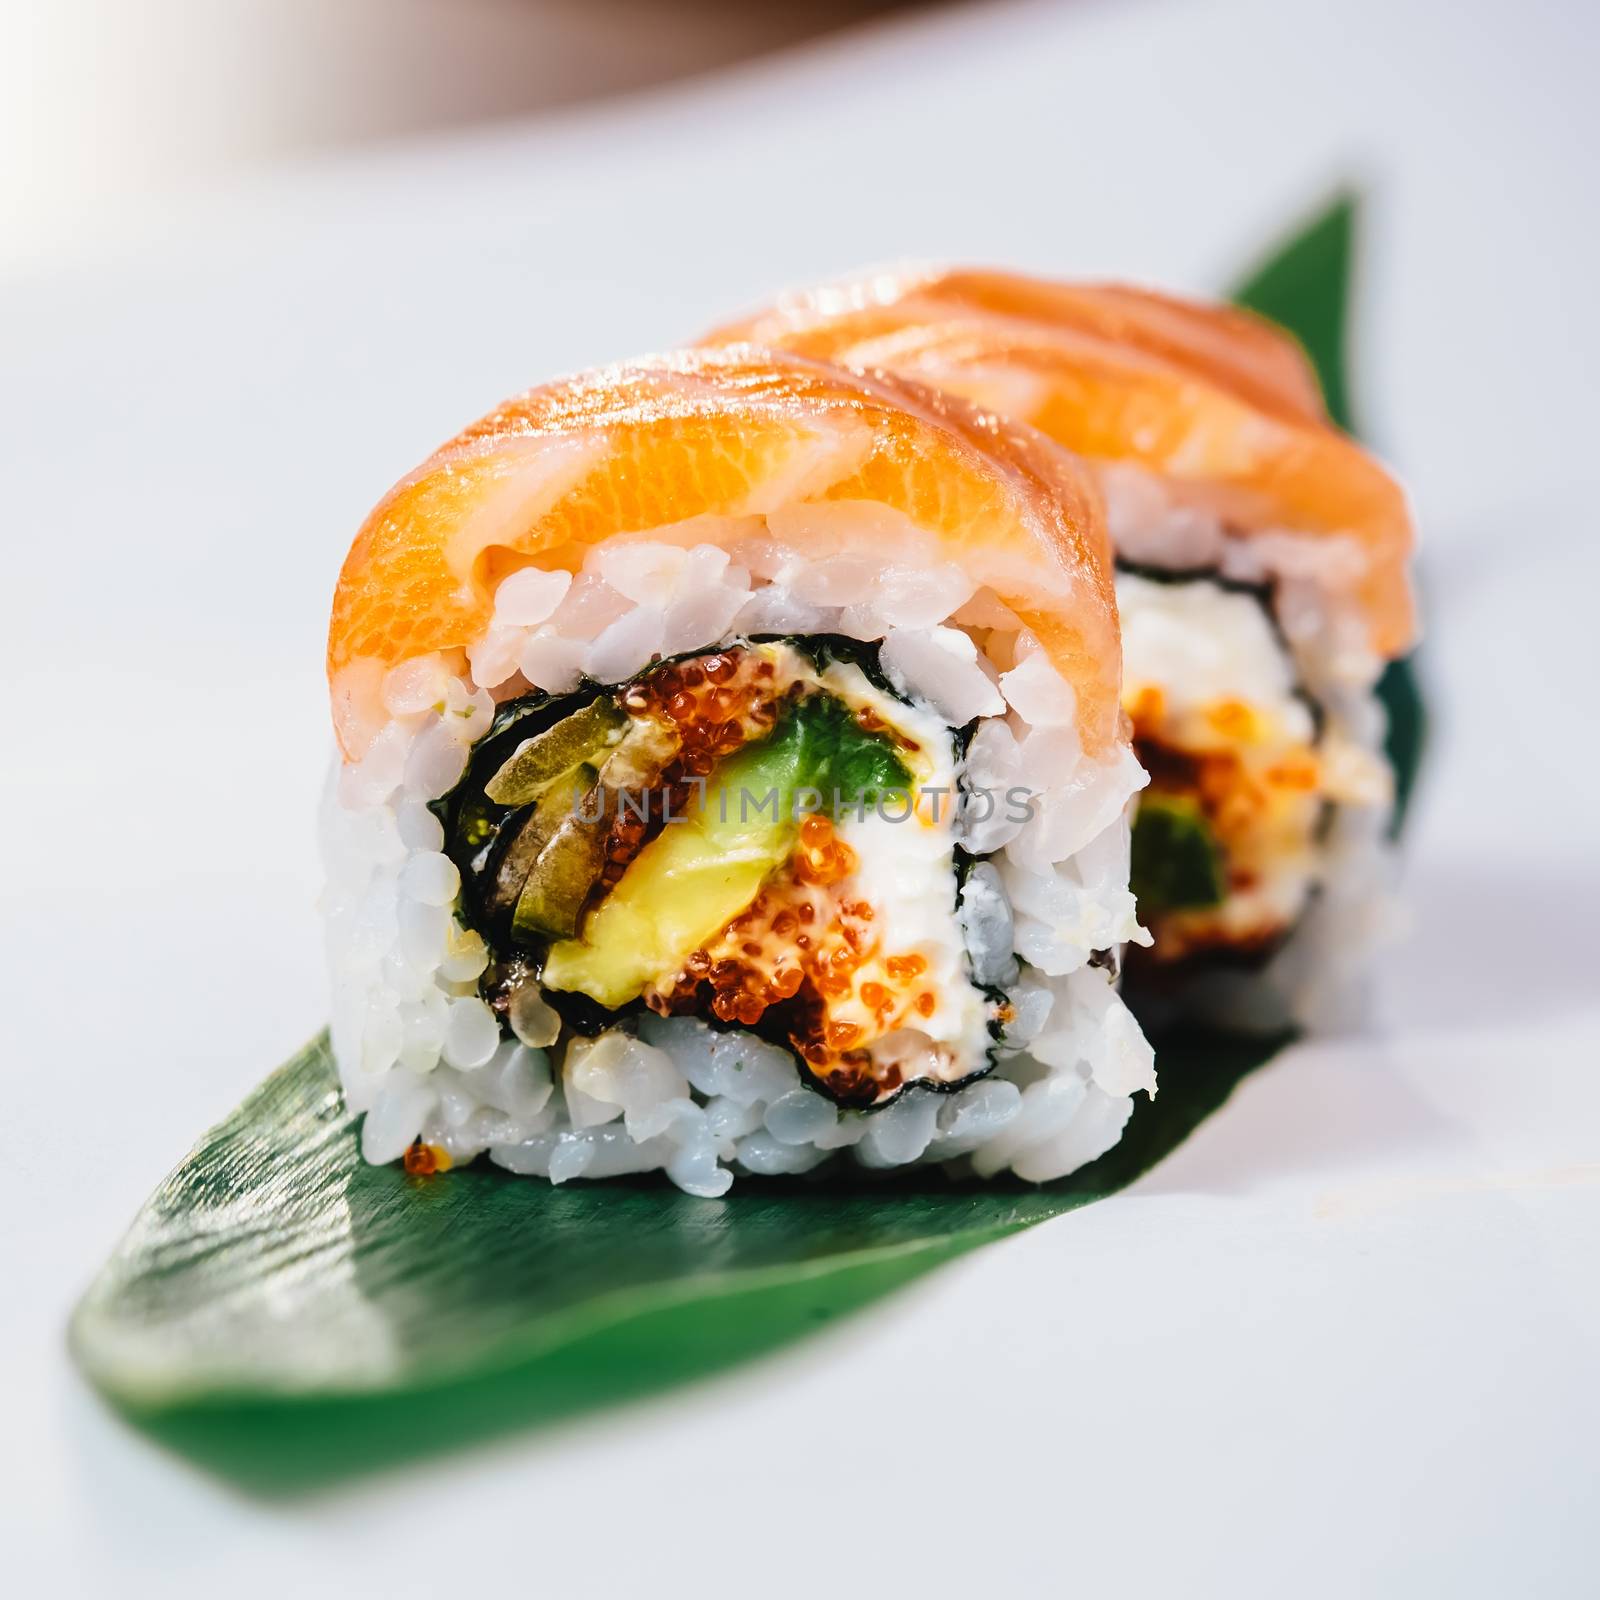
[
  {"xmin": 707, "ymin": 270, "xmax": 1415, "ymax": 657},
  {"xmin": 328, "ymin": 346, "xmax": 1122, "ymax": 759}
]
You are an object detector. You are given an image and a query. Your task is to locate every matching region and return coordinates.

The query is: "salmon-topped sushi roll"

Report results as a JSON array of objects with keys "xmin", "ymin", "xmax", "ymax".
[
  {"xmin": 709, "ymin": 274, "xmax": 1418, "ymax": 1027},
  {"xmin": 323, "ymin": 348, "xmax": 1154, "ymax": 1195}
]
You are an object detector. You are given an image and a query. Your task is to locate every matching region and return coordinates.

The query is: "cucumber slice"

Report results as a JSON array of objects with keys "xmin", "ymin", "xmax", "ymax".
[
  {"xmin": 486, "ymin": 782, "xmax": 572, "ymax": 924},
  {"xmin": 510, "ymin": 767, "xmax": 612, "ymax": 942},
  {"xmin": 485, "ymin": 697, "xmax": 626, "ymax": 807}
]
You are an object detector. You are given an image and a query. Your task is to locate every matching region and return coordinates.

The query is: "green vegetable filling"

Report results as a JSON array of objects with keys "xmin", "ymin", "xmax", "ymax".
[
  {"xmin": 1130, "ymin": 796, "xmax": 1226, "ymax": 912},
  {"xmin": 735, "ymin": 690, "xmax": 913, "ymax": 820},
  {"xmin": 485, "ymin": 697, "xmax": 626, "ymax": 807},
  {"xmin": 510, "ymin": 763, "xmax": 610, "ymax": 941}
]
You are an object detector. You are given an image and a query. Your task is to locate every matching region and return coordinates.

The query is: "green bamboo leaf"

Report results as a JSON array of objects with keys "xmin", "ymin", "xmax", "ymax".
[
  {"xmin": 70, "ymin": 195, "xmax": 1427, "ymax": 1493},
  {"xmin": 1231, "ymin": 188, "xmax": 1358, "ymax": 431},
  {"xmin": 71, "ymin": 1025, "xmax": 1282, "ymax": 1491},
  {"xmin": 1230, "ymin": 189, "xmax": 1427, "ymax": 828},
  {"xmin": 1376, "ymin": 651, "xmax": 1426, "ymax": 830}
]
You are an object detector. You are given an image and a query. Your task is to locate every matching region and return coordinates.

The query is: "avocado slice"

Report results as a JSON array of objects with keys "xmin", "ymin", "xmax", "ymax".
[
  {"xmin": 539, "ymin": 730, "xmax": 804, "ymax": 1006},
  {"xmin": 540, "ymin": 695, "xmax": 912, "ymax": 1008}
]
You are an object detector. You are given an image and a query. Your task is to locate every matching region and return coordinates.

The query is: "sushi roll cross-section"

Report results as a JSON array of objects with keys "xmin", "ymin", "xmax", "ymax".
[
  {"xmin": 323, "ymin": 348, "xmax": 1155, "ymax": 1196},
  {"xmin": 710, "ymin": 273, "xmax": 1418, "ymax": 1028},
  {"xmin": 441, "ymin": 639, "xmax": 996, "ymax": 1109}
]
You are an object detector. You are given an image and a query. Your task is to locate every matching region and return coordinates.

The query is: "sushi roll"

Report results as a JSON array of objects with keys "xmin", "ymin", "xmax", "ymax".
[
  {"xmin": 709, "ymin": 274, "xmax": 1418, "ymax": 1028},
  {"xmin": 323, "ymin": 347, "xmax": 1155, "ymax": 1196}
]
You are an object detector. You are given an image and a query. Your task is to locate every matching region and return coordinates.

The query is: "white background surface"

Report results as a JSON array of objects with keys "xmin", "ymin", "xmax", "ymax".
[
  {"xmin": 1, "ymin": 0, "xmax": 905, "ymax": 272},
  {"xmin": 4, "ymin": 0, "xmax": 1598, "ymax": 1593}
]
